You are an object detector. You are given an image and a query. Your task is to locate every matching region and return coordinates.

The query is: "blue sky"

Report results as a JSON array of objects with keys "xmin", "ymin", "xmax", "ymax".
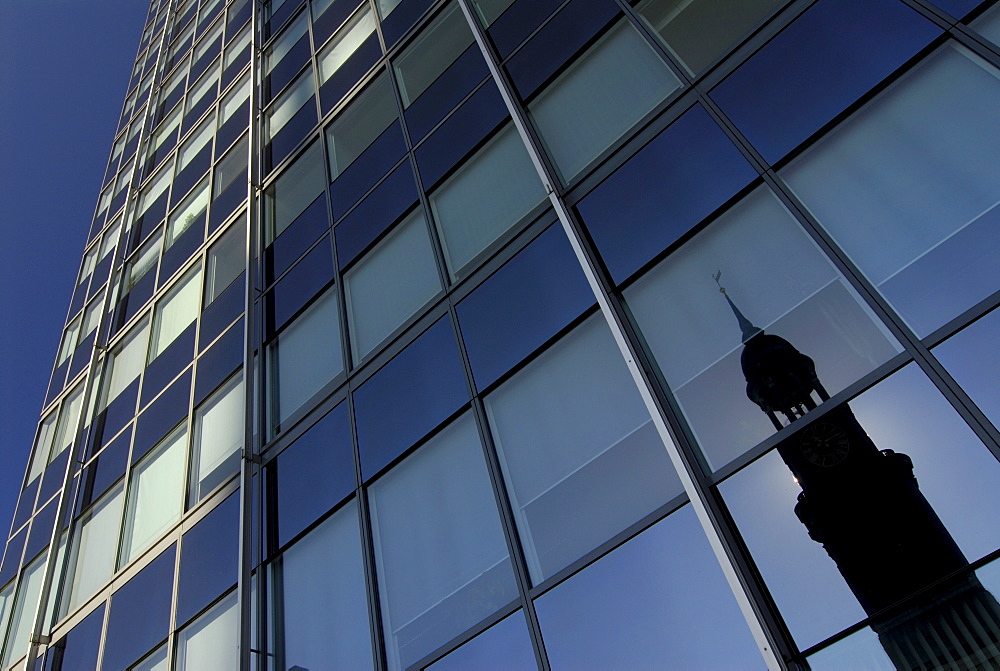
[{"xmin": 0, "ymin": 1, "xmax": 148, "ymax": 540}]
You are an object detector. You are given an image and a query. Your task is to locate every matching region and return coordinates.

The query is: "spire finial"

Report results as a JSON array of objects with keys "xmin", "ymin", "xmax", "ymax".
[{"xmin": 714, "ymin": 271, "xmax": 762, "ymax": 343}]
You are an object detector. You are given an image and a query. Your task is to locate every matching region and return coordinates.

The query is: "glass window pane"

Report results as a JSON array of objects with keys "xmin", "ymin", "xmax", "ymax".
[
  {"xmin": 190, "ymin": 374, "xmax": 244, "ymax": 505},
  {"xmin": 224, "ymin": 25, "xmax": 251, "ymax": 70},
  {"xmin": 1, "ymin": 555, "xmax": 46, "ymax": 669},
  {"xmin": 150, "ymin": 266, "xmax": 202, "ymax": 359},
  {"xmin": 529, "ymin": 21, "xmax": 681, "ymax": 182},
  {"xmin": 272, "ymin": 500, "xmax": 373, "ymax": 669},
  {"xmin": 205, "ymin": 222, "xmax": 245, "ymax": 304},
  {"xmin": 933, "ymin": 308, "xmax": 1000, "ymax": 429},
  {"xmin": 344, "ymin": 210, "xmax": 442, "ymax": 362},
  {"xmin": 82, "ymin": 294, "xmax": 104, "ymax": 338},
  {"xmin": 636, "ymin": 0, "xmax": 785, "ymax": 74},
  {"xmin": 178, "ymin": 114, "xmax": 215, "ymax": 170},
  {"xmin": 426, "ymin": 611, "xmax": 535, "ymax": 670},
  {"xmin": 430, "ymin": 124, "xmax": 545, "ymax": 278},
  {"xmin": 174, "ymin": 591, "xmax": 238, "ymax": 671},
  {"xmin": 130, "ymin": 645, "xmax": 168, "ymax": 671},
  {"xmin": 369, "ymin": 414, "xmax": 518, "ymax": 670},
  {"xmin": 264, "ymin": 141, "xmax": 326, "ymax": 240},
  {"xmin": 325, "ymin": 72, "xmax": 398, "ymax": 180},
  {"xmin": 783, "ymin": 44, "xmax": 1000, "ymax": 337},
  {"xmin": 167, "ymin": 179, "xmax": 209, "ymax": 248},
  {"xmin": 51, "ymin": 383, "xmax": 86, "ymax": 462},
  {"xmin": 214, "ymin": 135, "xmax": 248, "ymax": 196},
  {"xmin": 484, "ymin": 315, "xmax": 682, "ymax": 583},
  {"xmin": 27, "ymin": 413, "xmax": 58, "ymax": 484},
  {"xmin": 393, "ymin": 3, "xmax": 474, "ymax": 107},
  {"xmin": 264, "ymin": 68, "xmax": 314, "ymax": 142},
  {"xmin": 139, "ymin": 163, "xmax": 173, "ymax": 214},
  {"xmin": 624, "ymin": 186, "xmax": 901, "ymax": 471},
  {"xmin": 105, "ymin": 320, "xmax": 150, "ymax": 407},
  {"xmin": 128, "ymin": 233, "xmax": 162, "ymax": 288},
  {"xmin": 269, "ymin": 288, "xmax": 344, "ymax": 429},
  {"xmin": 721, "ymin": 364, "xmax": 1000, "ymax": 648},
  {"xmin": 62, "ymin": 487, "xmax": 124, "ymax": 616},
  {"xmin": 318, "ymin": 5, "xmax": 377, "ymax": 84},
  {"xmin": 120, "ymin": 427, "xmax": 186, "ymax": 565},
  {"xmin": 187, "ymin": 63, "xmax": 220, "ymax": 115},
  {"xmin": 58, "ymin": 318, "xmax": 81, "ymax": 365},
  {"xmin": 265, "ymin": 12, "xmax": 308, "ymax": 75},
  {"xmin": 220, "ymin": 72, "xmax": 250, "ymax": 124},
  {"xmin": 535, "ymin": 506, "xmax": 762, "ymax": 668}
]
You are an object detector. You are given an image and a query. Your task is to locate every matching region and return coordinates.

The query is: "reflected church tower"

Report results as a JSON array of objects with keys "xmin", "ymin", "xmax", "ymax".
[{"xmin": 715, "ymin": 274, "xmax": 1000, "ymax": 669}]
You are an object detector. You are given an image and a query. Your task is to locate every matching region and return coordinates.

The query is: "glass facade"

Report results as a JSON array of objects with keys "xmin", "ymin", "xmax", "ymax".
[{"xmin": 3, "ymin": 0, "xmax": 1000, "ymax": 669}]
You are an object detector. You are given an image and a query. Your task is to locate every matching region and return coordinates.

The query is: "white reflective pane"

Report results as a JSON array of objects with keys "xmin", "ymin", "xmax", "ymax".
[
  {"xmin": 345, "ymin": 211, "xmax": 442, "ymax": 362},
  {"xmin": 121, "ymin": 429, "xmax": 186, "ymax": 565},
  {"xmin": 1, "ymin": 556, "xmax": 46, "ymax": 669},
  {"xmin": 318, "ymin": 6, "xmax": 376, "ymax": 83},
  {"xmin": 150, "ymin": 267, "xmax": 202, "ymax": 359},
  {"xmin": 105, "ymin": 321, "xmax": 149, "ymax": 407},
  {"xmin": 529, "ymin": 22, "xmax": 680, "ymax": 182},
  {"xmin": 175, "ymin": 591, "xmax": 239, "ymax": 671},
  {"xmin": 191, "ymin": 375, "xmax": 244, "ymax": 503},
  {"xmin": 430, "ymin": 124, "xmax": 545, "ymax": 277},
  {"xmin": 63, "ymin": 488, "xmax": 124, "ymax": 615}
]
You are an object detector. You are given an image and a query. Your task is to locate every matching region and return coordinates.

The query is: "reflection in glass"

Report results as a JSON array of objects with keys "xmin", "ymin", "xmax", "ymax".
[
  {"xmin": 369, "ymin": 414, "xmax": 518, "ymax": 670},
  {"xmin": 150, "ymin": 265, "xmax": 202, "ymax": 359},
  {"xmin": 264, "ymin": 68, "xmax": 314, "ymax": 143},
  {"xmin": 426, "ymin": 611, "xmax": 535, "ymax": 670},
  {"xmin": 130, "ymin": 645, "xmax": 168, "ymax": 671},
  {"xmin": 626, "ymin": 187, "xmax": 899, "ymax": 470},
  {"xmin": 344, "ymin": 210, "xmax": 442, "ymax": 362},
  {"xmin": 485, "ymin": 315, "xmax": 682, "ymax": 583},
  {"xmin": 528, "ymin": 21, "xmax": 681, "ymax": 182},
  {"xmin": 1, "ymin": 555, "xmax": 46, "ymax": 669},
  {"xmin": 719, "ymin": 288, "xmax": 1000, "ymax": 655},
  {"xmin": 933, "ymin": 308, "xmax": 1000, "ymax": 429},
  {"xmin": 175, "ymin": 590, "xmax": 239, "ymax": 670},
  {"xmin": 318, "ymin": 5, "xmax": 376, "ymax": 84},
  {"xmin": 536, "ymin": 506, "xmax": 761, "ymax": 668},
  {"xmin": 264, "ymin": 141, "xmax": 326, "ymax": 240},
  {"xmin": 62, "ymin": 487, "xmax": 124, "ymax": 616},
  {"xmin": 430, "ymin": 124, "xmax": 545, "ymax": 278},
  {"xmin": 326, "ymin": 72, "xmax": 398, "ymax": 180},
  {"xmin": 120, "ymin": 427, "xmax": 186, "ymax": 565},
  {"xmin": 783, "ymin": 45, "xmax": 1000, "ymax": 337},
  {"xmin": 271, "ymin": 500, "xmax": 373, "ymax": 669},
  {"xmin": 167, "ymin": 179, "xmax": 209, "ymax": 248},
  {"xmin": 190, "ymin": 374, "xmax": 244, "ymax": 505},
  {"xmin": 268, "ymin": 288, "xmax": 344, "ymax": 429},
  {"xmin": 393, "ymin": 3, "xmax": 474, "ymax": 107},
  {"xmin": 635, "ymin": 0, "xmax": 784, "ymax": 74}
]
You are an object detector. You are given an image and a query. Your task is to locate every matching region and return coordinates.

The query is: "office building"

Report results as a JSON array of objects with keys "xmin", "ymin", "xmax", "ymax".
[{"xmin": 2, "ymin": 0, "xmax": 1000, "ymax": 668}]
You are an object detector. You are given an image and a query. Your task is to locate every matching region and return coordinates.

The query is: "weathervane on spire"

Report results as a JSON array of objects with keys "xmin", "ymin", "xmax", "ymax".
[{"xmin": 713, "ymin": 271, "xmax": 761, "ymax": 343}]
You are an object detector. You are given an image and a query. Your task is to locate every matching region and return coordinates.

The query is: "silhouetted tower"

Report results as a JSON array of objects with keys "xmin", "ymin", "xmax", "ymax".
[{"xmin": 716, "ymin": 274, "xmax": 1000, "ymax": 669}]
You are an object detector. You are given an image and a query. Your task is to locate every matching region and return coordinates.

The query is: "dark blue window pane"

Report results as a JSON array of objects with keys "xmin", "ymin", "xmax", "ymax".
[
  {"xmin": 38, "ymin": 450, "xmax": 69, "ymax": 505},
  {"xmin": 266, "ymin": 35, "xmax": 311, "ymax": 103},
  {"xmin": 161, "ymin": 215, "xmax": 205, "ymax": 282},
  {"xmin": 11, "ymin": 480, "xmax": 37, "ymax": 532},
  {"xmin": 416, "ymin": 82, "xmax": 507, "ymax": 190},
  {"xmin": 102, "ymin": 544, "xmax": 175, "ymax": 671},
  {"xmin": 265, "ymin": 99, "xmax": 319, "ymax": 173},
  {"xmin": 334, "ymin": 162, "xmax": 419, "ymax": 268},
  {"xmin": 266, "ymin": 236, "xmax": 335, "ymax": 334},
  {"xmin": 404, "ymin": 45, "xmax": 490, "ymax": 143},
  {"xmin": 69, "ymin": 332, "xmax": 96, "ymax": 380},
  {"xmin": 315, "ymin": 0, "xmax": 364, "ymax": 45},
  {"xmin": 44, "ymin": 603, "xmax": 105, "ymax": 671},
  {"xmin": 536, "ymin": 506, "xmax": 761, "ymax": 668},
  {"xmin": 427, "ymin": 612, "xmax": 536, "ymax": 670},
  {"xmin": 930, "ymin": 0, "xmax": 978, "ymax": 17},
  {"xmin": 209, "ymin": 176, "xmax": 248, "ymax": 233},
  {"xmin": 0, "ymin": 527, "xmax": 26, "ymax": 587},
  {"xmin": 265, "ymin": 195, "xmax": 330, "ymax": 285},
  {"xmin": 271, "ymin": 403, "xmax": 354, "ymax": 549},
  {"xmin": 195, "ymin": 320, "xmax": 244, "ymax": 406},
  {"xmin": 133, "ymin": 370, "xmax": 192, "ymax": 464},
  {"xmin": 79, "ymin": 427, "xmax": 131, "ymax": 513},
  {"xmin": 354, "ymin": 318, "xmax": 468, "ymax": 479},
  {"xmin": 710, "ymin": 0, "xmax": 940, "ymax": 163},
  {"xmin": 93, "ymin": 378, "xmax": 139, "ymax": 451},
  {"xmin": 381, "ymin": 0, "xmax": 434, "ymax": 47},
  {"xmin": 506, "ymin": 0, "xmax": 619, "ymax": 100},
  {"xmin": 319, "ymin": 35, "xmax": 382, "ymax": 114},
  {"xmin": 173, "ymin": 149, "xmax": 211, "ymax": 202},
  {"xmin": 176, "ymin": 492, "xmax": 240, "ymax": 625},
  {"xmin": 200, "ymin": 274, "xmax": 245, "ymax": 351},
  {"xmin": 577, "ymin": 104, "xmax": 757, "ymax": 283},
  {"xmin": 329, "ymin": 122, "xmax": 408, "ymax": 220},
  {"xmin": 120, "ymin": 271, "xmax": 157, "ymax": 324},
  {"xmin": 25, "ymin": 499, "xmax": 57, "ymax": 562},
  {"xmin": 489, "ymin": 0, "xmax": 565, "ymax": 58},
  {"xmin": 141, "ymin": 323, "xmax": 196, "ymax": 407},
  {"xmin": 934, "ymin": 308, "xmax": 1000, "ymax": 430},
  {"xmin": 458, "ymin": 225, "xmax": 593, "ymax": 390},
  {"xmin": 217, "ymin": 102, "xmax": 250, "ymax": 152}
]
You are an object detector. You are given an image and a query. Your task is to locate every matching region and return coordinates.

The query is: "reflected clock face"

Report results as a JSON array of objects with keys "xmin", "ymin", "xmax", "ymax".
[{"xmin": 798, "ymin": 422, "xmax": 850, "ymax": 467}]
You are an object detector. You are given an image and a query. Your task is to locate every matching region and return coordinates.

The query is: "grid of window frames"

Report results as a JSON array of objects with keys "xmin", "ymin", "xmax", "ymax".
[{"xmin": 3, "ymin": 0, "xmax": 1000, "ymax": 668}]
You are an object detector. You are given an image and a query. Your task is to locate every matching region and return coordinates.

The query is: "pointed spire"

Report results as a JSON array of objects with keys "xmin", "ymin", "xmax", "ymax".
[{"xmin": 713, "ymin": 271, "xmax": 762, "ymax": 343}]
